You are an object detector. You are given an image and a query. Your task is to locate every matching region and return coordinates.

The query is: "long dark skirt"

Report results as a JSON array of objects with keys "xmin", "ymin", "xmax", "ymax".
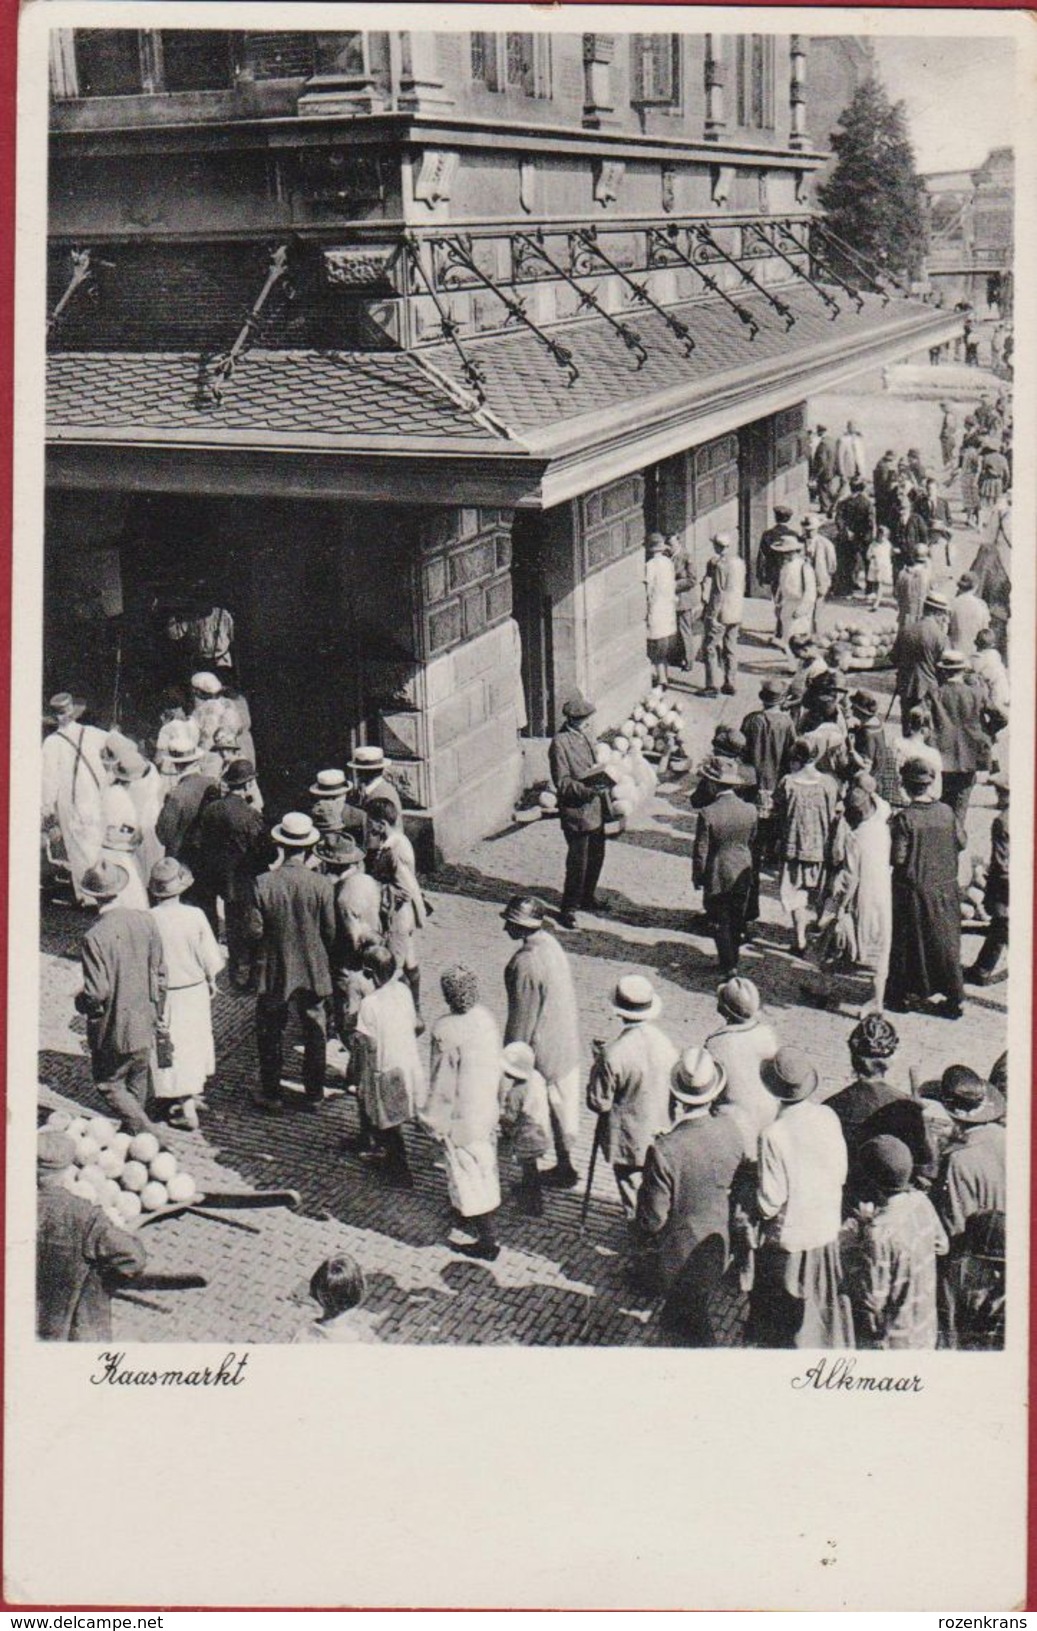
[
  {"xmin": 887, "ymin": 880, "xmax": 963, "ymax": 1005},
  {"xmin": 747, "ymin": 1241, "xmax": 854, "ymax": 1349}
]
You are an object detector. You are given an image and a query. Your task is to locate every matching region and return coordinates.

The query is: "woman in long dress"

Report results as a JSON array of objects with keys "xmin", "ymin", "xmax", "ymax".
[
  {"xmin": 348, "ymin": 943, "xmax": 426, "ymax": 1187},
  {"xmin": 774, "ymin": 737, "xmax": 840, "ymax": 953},
  {"xmin": 421, "ymin": 966, "xmax": 503, "ymax": 1261},
  {"xmin": 149, "ymin": 857, "xmax": 224, "ymax": 1130},
  {"xmin": 645, "ymin": 534, "xmax": 679, "ymax": 687},
  {"xmin": 886, "ymin": 758, "xmax": 965, "ymax": 1018},
  {"xmin": 820, "ymin": 783, "xmax": 893, "ymax": 1013}
]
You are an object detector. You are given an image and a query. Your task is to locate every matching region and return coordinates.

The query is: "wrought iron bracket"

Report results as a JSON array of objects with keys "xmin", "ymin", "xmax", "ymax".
[
  {"xmin": 402, "ymin": 235, "xmax": 487, "ymax": 405},
  {"xmin": 811, "ymin": 221, "xmax": 901, "ymax": 306},
  {"xmin": 796, "ymin": 223, "xmax": 867, "ymax": 311},
  {"xmin": 746, "ymin": 223, "xmax": 840, "ymax": 319},
  {"xmin": 573, "ymin": 228, "xmax": 696, "ymax": 354},
  {"xmin": 514, "ymin": 230, "xmax": 648, "ymax": 370},
  {"xmin": 434, "ymin": 235, "xmax": 579, "ymax": 387},
  {"xmin": 206, "ymin": 243, "xmax": 292, "ymax": 404},
  {"xmin": 691, "ymin": 224, "xmax": 796, "ymax": 330},
  {"xmin": 47, "ymin": 248, "xmax": 108, "ymax": 336},
  {"xmin": 649, "ymin": 227, "xmax": 760, "ymax": 340}
]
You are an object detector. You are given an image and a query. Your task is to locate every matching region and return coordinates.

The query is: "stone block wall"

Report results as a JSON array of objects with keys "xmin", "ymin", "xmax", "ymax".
[{"xmin": 575, "ymin": 472, "xmax": 649, "ymax": 727}]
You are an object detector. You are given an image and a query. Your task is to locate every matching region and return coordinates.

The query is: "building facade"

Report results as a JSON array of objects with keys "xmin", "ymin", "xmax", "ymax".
[
  {"xmin": 924, "ymin": 146, "xmax": 1014, "ymax": 315},
  {"xmin": 45, "ymin": 26, "xmax": 957, "ymax": 855}
]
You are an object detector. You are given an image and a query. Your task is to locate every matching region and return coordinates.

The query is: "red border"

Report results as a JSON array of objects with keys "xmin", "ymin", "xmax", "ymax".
[{"xmin": 0, "ymin": 0, "xmax": 1030, "ymax": 1612}]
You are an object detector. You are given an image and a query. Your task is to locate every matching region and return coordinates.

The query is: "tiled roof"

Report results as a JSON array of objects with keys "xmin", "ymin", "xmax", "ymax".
[
  {"xmin": 46, "ymin": 349, "xmax": 504, "ymax": 446},
  {"xmin": 47, "ymin": 286, "xmax": 948, "ymax": 456},
  {"xmin": 422, "ymin": 286, "xmax": 944, "ymax": 440}
]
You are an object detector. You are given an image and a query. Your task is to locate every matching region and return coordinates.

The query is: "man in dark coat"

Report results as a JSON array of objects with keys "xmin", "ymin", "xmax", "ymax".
[
  {"xmin": 834, "ymin": 478, "xmax": 875, "ymax": 595},
  {"xmin": 755, "ymin": 505, "xmax": 799, "ymax": 602},
  {"xmin": 75, "ymin": 859, "xmax": 167, "ymax": 1136},
  {"xmin": 892, "ymin": 592, "xmax": 949, "ymax": 717},
  {"xmin": 810, "ymin": 427, "xmax": 841, "ymax": 515},
  {"xmin": 37, "ymin": 1130, "xmax": 146, "ymax": 1341},
  {"xmin": 846, "ymin": 692, "xmax": 901, "ymax": 805},
  {"xmin": 741, "ymin": 679, "xmax": 794, "ymax": 867},
  {"xmin": 246, "ymin": 811, "xmax": 336, "ymax": 1112},
  {"xmin": 195, "ymin": 757, "xmax": 268, "ymax": 988},
  {"xmin": 872, "ymin": 451, "xmax": 899, "ymax": 533},
  {"xmin": 548, "ymin": 692, "xmax": 608, "ymax": 930},
  {"xmin": 154, "ymin": 734, "xmax": 219, "ymax": 889},
  {"xmin": 886, "ymin": 758, "xmax": 965, "ymax": 1019},
  {"xmin": 692, "ymin": 758, "xmax": 759, "ymax": 978},
  {"xmin": 928, "ymin": 649, "xmax": 992, "ymax": 824},
  {"xmin": 635, "ymin": 1046, "xmax": 745, "ymax": 1346}
]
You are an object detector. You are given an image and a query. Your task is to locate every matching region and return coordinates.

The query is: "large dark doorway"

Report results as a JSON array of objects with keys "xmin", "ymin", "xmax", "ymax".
[
  {"xmin": 510, "ymin": 512, "xmax": 554, "ymax": 737},
  {"xmin": 739, "ymin": 418, "xmax": 772, "ymax": 595}
]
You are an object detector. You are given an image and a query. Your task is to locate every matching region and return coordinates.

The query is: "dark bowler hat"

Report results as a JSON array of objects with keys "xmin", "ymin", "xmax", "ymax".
[
  {"xmin": 762, "ymin": 1046, "xmax": 818, "ymax": 1104},
  {"xmin": 698, "ymin": 755, "xmax": 742, "ymax": 788},
  {"xmin": 562, "ymin": 691, "xmax": 596, "ymax": 722},
  {"xmin": 773, "ymin": 504, "xmax": 793, "ymax": 522},
  {"xmin": 760, "ymin": 679, "xmax": 785, "ymax": 704},
  {"xmin": 850, "ymin": 690, "xmax": 879, "ymax": 720},
  {"xmin": 79, "ymin": 859, "xmax": 129, "ymax": 900},
  {"xmin": 222, "ymin": 758, "xmax": 256, "ymax": 790},
  {"xmin": 316, "ymin": 832, "xmax": 363, "ymax": 870},
  {"xmin": 149, "ymin": 857, "xmax": 194, "ymax": 899},
  {"xmin": 857, "ymin": 1135, "xmax": 913, "ymax": 1197},
  {"xmin": 899, "ymin": 756, "xmax": 936, "ymax": 790}
]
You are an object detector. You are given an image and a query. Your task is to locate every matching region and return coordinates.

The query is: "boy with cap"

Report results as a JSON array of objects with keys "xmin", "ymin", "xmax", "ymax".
[
  {"xmin": 498, "ymin": 1042, "xmax": 552, "ymax": 1217},
  {"xmin": 548, "ymin": 692, "xmax": 608, "ymax": 930},
  {"xmin": 840, "ymin": 1135, "xmax": 948, "ymax": 1349},
  {"xmin": 246, "ymin": 812, "xmax": 336, "ymax": 1112},
  {"xmin": 75, "ymin": 860, "xmax": 168, "ymax": 1137},
  {"xmin": 635, "ymin": 1046, "xmax": 744, "ymax": 1345},
  {"xmin": 502, "ymin": 896, "xmax": 582, "ymax": 1188},
  {"xmin": 37, "ymin": 1129, "xmax": 147, "ymax": 1341},
  {"xmin": 586, "ymin": 974, "xmax": 679, "ymax": 1219}
]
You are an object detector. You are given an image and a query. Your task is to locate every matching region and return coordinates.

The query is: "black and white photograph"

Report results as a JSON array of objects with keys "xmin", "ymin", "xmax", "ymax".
[{"xmin": 29, "ymin": 12, "xmax": 1024, "ymax": 1360}]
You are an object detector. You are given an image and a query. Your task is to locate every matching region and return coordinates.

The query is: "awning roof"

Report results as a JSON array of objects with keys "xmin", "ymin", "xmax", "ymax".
[{"xmin": 47, "ymin": 286, "xmax": 960, "ymax": 507}]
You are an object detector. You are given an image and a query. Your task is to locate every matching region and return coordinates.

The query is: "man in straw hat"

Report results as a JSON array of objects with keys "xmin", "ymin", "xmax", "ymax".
[
  {"xmin": 747, "ymin": 1045, "xmax": 852, "ymax": 1348},
  {"xmin": 502, "ymin": 895, "xmax": 582, "ymax": 1189},
  {"xmin": 692, "ymin": 756, "xmax": 759, "ymax": 979},
  {"xmin": 74, "ymin": 859, "xmax": 168, "ymax": 1138},
  {"xmin": 309, "ymin": 767, "xmax": 360, "ymax": 840},
  {"xmin": 246, "ymin": 812, "xmax": 336, "ymax": 1113},
  {"xmin": 932, "ymin": 1065, "xmax": 1005, "ymax": 1244},
  {"xmin": 585, "ymin": 975, "xmax": 678, "ymax": 1219},
  {"xmin": 36, "ymin": 1129, "xmax": 146, "ymax": 1342},
  {"xmin": 635, "ymin": 1045, "xmax": 744, "ymax": 1345},
  {"xmin": 887, "ymin": 757, "xmax": 965, "ymax": 1020},
  {"xmin": 154, "ymin": 724, "xmax": 219, "ymax": 870},
  {"xmin": 839, "ymin": 1135, "xmax": 948, "ymax": 1350},
  {"xmin": 771, "ymin": 529, "xmax": 817, "ymax": 653},
  {"xmin": 347, "ymin": 745, "xmax": 402, "ymax": 851},
  {"xmin": 929, "ymin": 648, "xmax": 992, "ymax": 825},
  {"xmin": 892, "ymin": 591, "xmax": 949, "ymax": 717},
  {"xmin": 148, "ymin": 857, "xmax": 224, "ymax": 1131},
  {"xmin": 194, "ymin": 758, "xmax": 267, "ymax": 988},
  {"xmin": 700, "ymin": 531, "xmax": 745, "ymax": 697},
  {"xmin": 548, "ymin": 692, "xmax": 608, "ymax": 930},
  {"xmin": 41, "ymin": 692, "xmax": 108, "ymax": 905}
]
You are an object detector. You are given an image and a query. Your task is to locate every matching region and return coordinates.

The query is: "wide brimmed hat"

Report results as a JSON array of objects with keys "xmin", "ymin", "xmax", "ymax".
[
  {"xmin": 857, "ymin": 1135, "xmax": 913, "ymax": 1197},
  {"xmin": 149, "ymin": 857, "xmax": 194, "ymax": 899},
  {"xmin": 103, "ymin": 822, "xmax": 142, "ymax": 853},
  {"xmin": 671, "ymin": 1046, "xmax": 726, "ymax": 1107},
  {"xmin": 46, "ymin": 691, "xmax": 86, "ymax": 722},
  {"xmin": 613, "ymin": 974, "xmax": 662, "ymax": 1023},
  {"xmin": 710, "ymin": 531, "xmax": 732, "ymax": 550},
  {"xmin": 561, "ymin": 691, "xmax": 596, "ymax": 722},
  {"xmin": 316, "ymin": 832, "xmax": 363, "ymax": 869},
  {"xmin": 760, "ymin": 679, "xmax": 785, "ymax": 704},
  {"xmin": 770, "ymin": 535, "xmax": 803, "ymax": 554},
  {"xmin": 713, "ymin": 726, "xmax": 747, "ymax": 757},
  {"xmin": 939, "ymin": 1064, "xmax": 1005, "ymax": 1125},
  {"xmin": 699, "ymin": 755, "xmax": 743, "ymax": 788},
  {"xmin": 348, "ymin": 745, "xmax": 386, "ymax": 773},
  {"xmin": 762, "ymin": 1046, "xmax": 818, "ymax": 1104},
  {"xmin": 923, "ymin": 592, "xmax": 949, "ymax": 614},
  {"xmin": 717, "ymin": 976, "xmax": 760, "ymax": 1021},
  {"xmin": 112, "ymin": 745, "xmax": 149, "ymax": 782},
  {"xmin": 79, "ymin": 859, "xmax": 129, "ymax": 899},
  {"xmin": 850, "ymin": 690, "xmax": 879, "ymax": 720},
  {"xmin": 937, "ymin": 648, "xmax": 967, "ymax": 672},
  {"xmin": 848, "ymin": 1013, "xmax": 899, "ymax": 1061},
  {"xmin": 501, "ymin": 894, "xmax": 545, "ymax": 931},
  {"xmin": 164, "ymin": 727, "xmax": 203, "ymax": 764},
  {"xmin": 310, "ymin": 768, "xmax": 349, "ymax": 797},
  {"xmin": 501, "ymin": 1041, "xmax": 536, "ymax": 1081},
  {"xmin": 38, "ymin": 1130, "xmax": 77, "ymax": 1172},
  {"xmin": 900, "ymin": 756, "xmax": 936, "ymax": 790},
  {"xmin": 271, "ymin": 811, "xmax": 320, "ymax": 848},
  {"xmin": 221, "ymin": 757, "xmax": 256, "ymax": 790},
  {"xmin": 190, "ymin": 671, "xmax": 223, "ymax": 696}
]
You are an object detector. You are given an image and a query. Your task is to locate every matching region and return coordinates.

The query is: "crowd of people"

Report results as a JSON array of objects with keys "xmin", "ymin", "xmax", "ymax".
[{"xmin": 38, "ymin": 380, "xmax": 1011, "ymax": 1351}]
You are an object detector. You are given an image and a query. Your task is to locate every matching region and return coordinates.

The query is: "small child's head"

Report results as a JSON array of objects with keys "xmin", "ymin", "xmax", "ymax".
[
  {"xmin": 366, "ymin": 796, "xmax": 400, "ymax": 845},
  {"xmin": 906, "ymin": 706, "xmax": 930, "ymax": 740},
  {"xmin": 310, "ymin": 1254, "xmax": 366, "ymax": 1318},
  {"xmin": 975, "ymin": 628, "xmax": 996, "ymax": 653},
  {"xmin": 362, "ymin": 942, "xmax": 397, "ymax": 989}
]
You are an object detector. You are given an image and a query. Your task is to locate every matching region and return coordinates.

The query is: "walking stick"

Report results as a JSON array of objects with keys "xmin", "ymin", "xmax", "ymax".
[{"xmin": 580, "ymin": 1113, "xmax": 607, "ymax": 1232}]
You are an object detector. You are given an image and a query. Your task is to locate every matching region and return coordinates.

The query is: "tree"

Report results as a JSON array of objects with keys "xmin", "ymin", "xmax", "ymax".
[{"xmin": 817, "ymin": 76, "xmax": 929, "ymax": 287}]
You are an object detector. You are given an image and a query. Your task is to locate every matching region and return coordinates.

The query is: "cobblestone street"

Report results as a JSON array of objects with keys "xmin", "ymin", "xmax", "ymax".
[{"xmin": 36, "ymin": 385, "xmax": 1009, "ymax": 1345}]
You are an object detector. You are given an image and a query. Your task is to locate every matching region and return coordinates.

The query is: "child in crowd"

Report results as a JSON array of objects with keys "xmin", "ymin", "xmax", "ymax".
[
  {"xmin": 866, "ymin": 526, "xmax": 895, "ymax": 611},
  {"xmin": 498, "ymin": 1041, "xmax": 552, "ymax": 1218},
  {"xmin": 291, "ymin": 1254, "xmax": 379, "ymax": 1344}
]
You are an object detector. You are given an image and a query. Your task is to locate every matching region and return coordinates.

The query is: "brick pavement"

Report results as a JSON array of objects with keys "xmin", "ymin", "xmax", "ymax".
[{"xmin": 35, "ymin": 381, "xmax": 1009, "ymax": 1346}]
